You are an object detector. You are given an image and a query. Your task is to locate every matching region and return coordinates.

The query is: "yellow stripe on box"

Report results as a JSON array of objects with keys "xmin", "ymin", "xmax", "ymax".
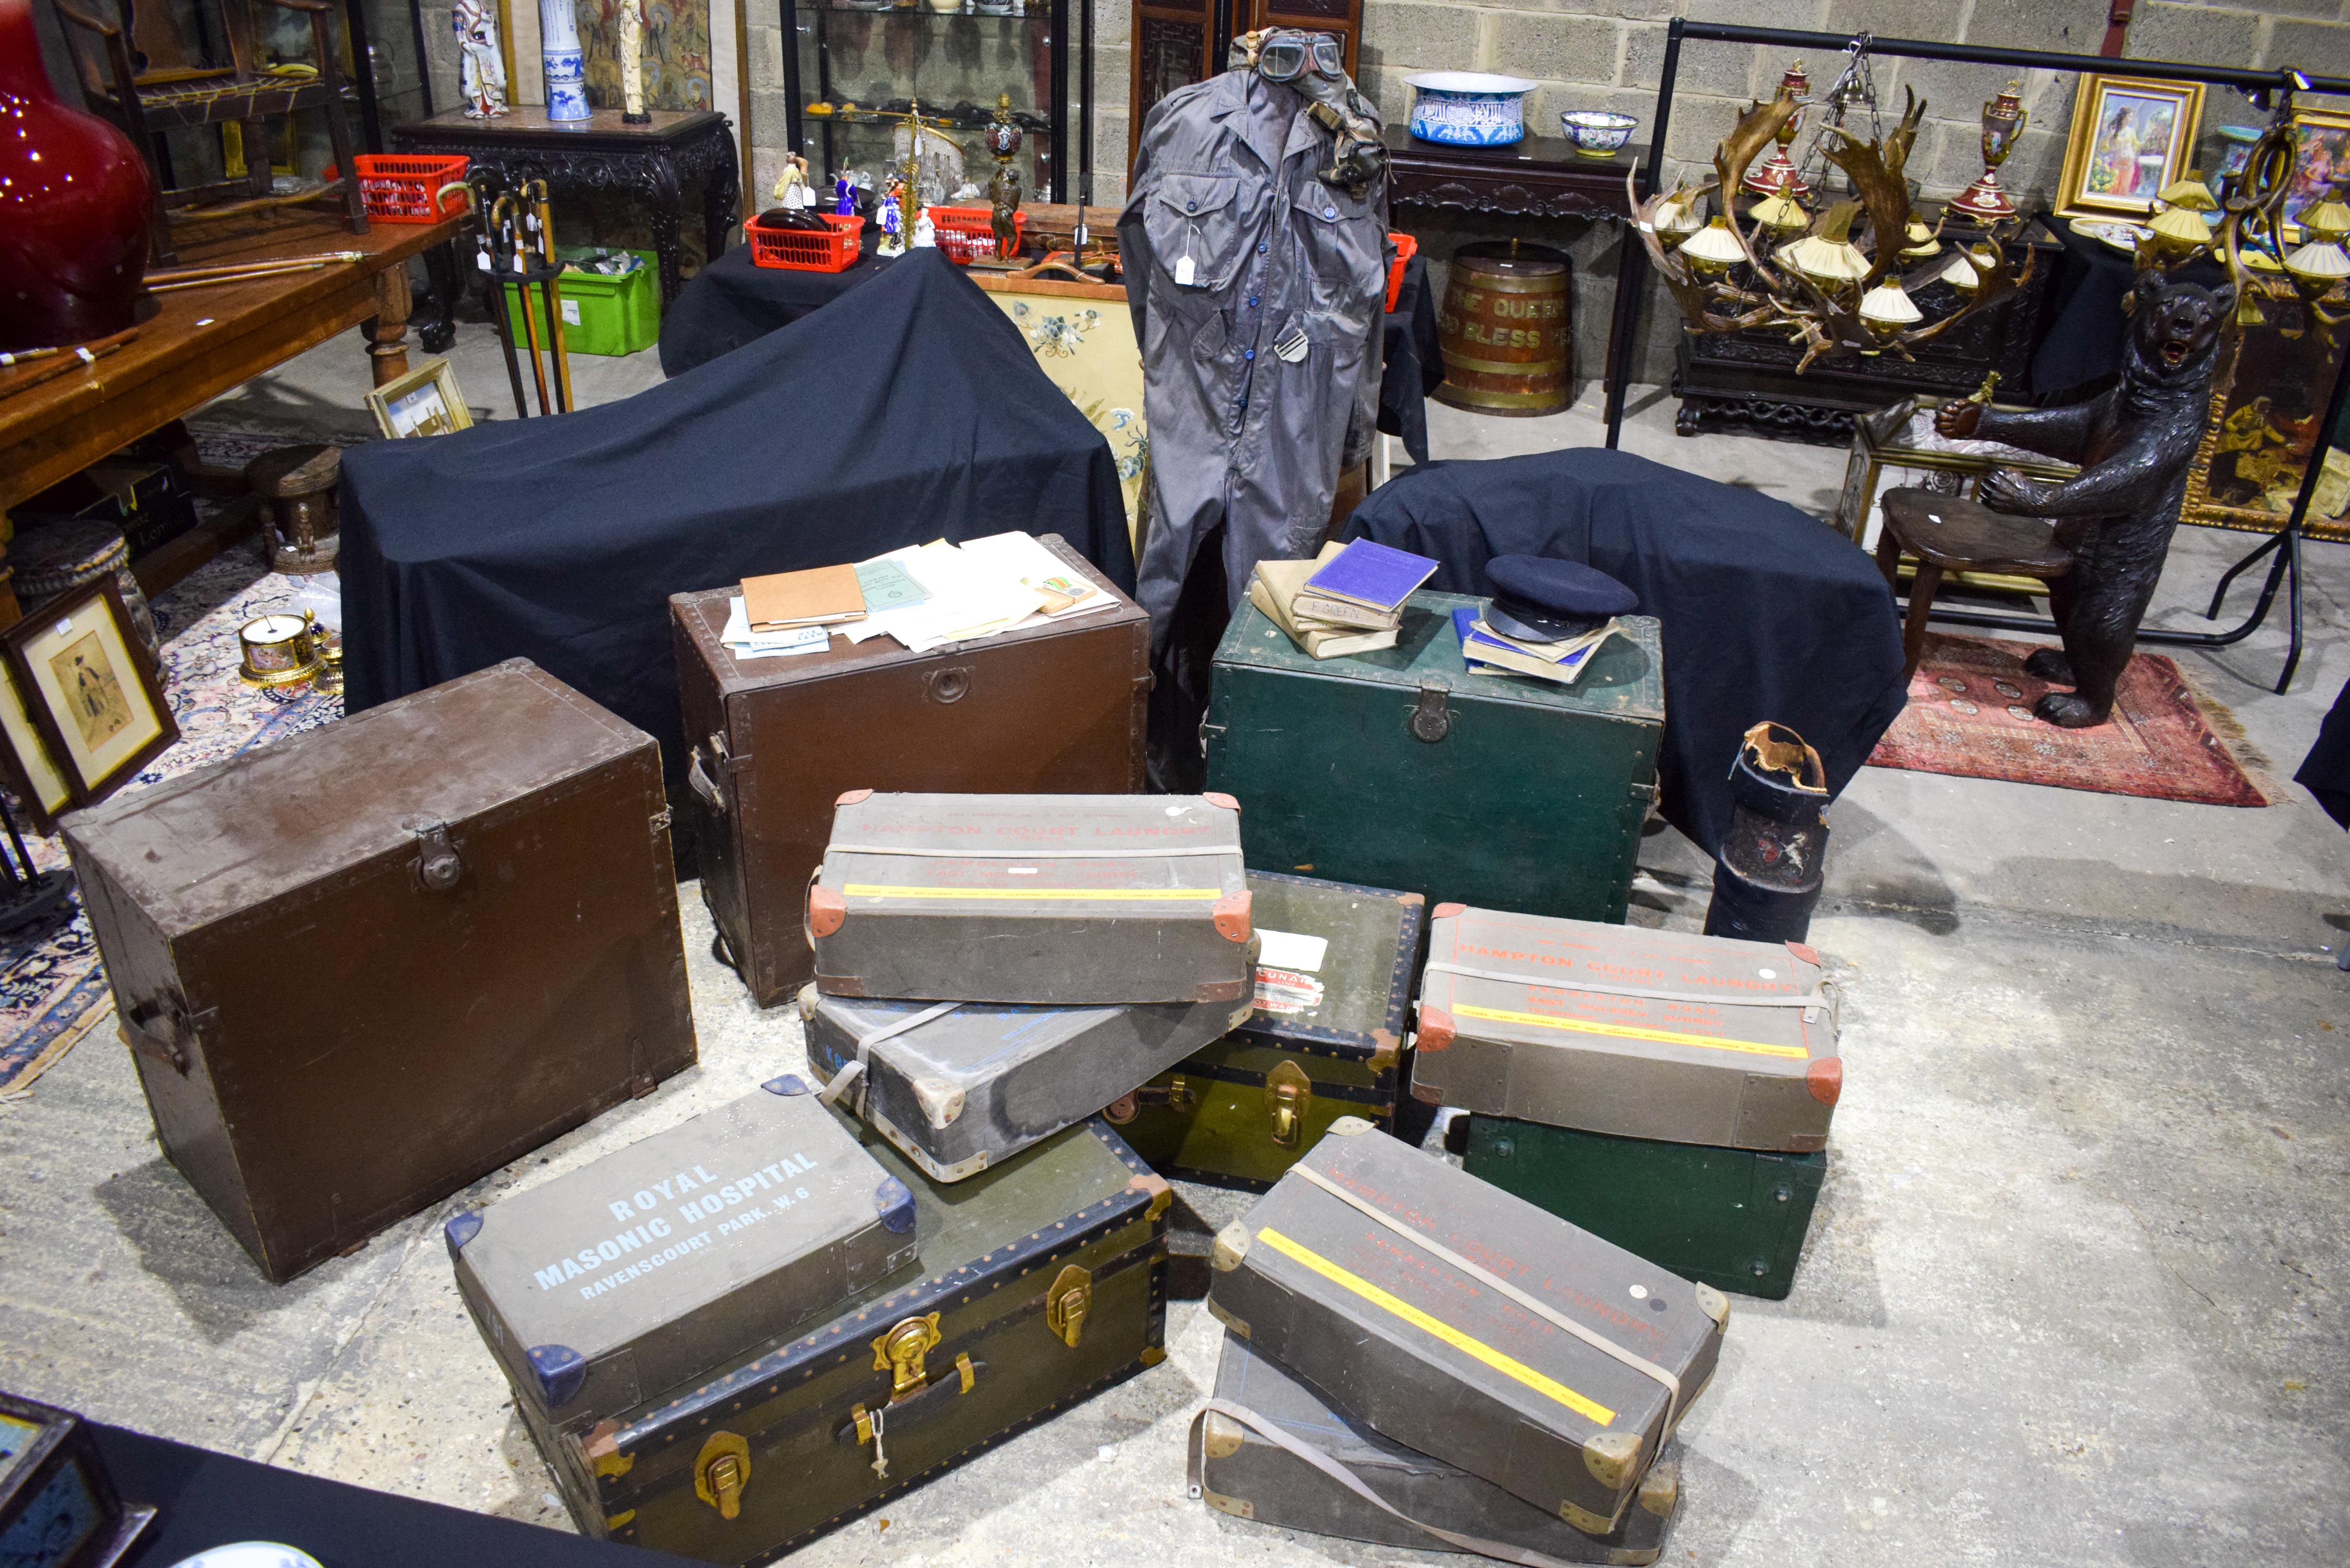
[
  {"xmin": 1452, "ymin": 1003, "xmax": 1809, "ymax": 1060},
  {"xmin": 841, "ymin": 885, "xmax": 1221, "ymax": 902},
  {"xmin": 1254, "ymin": 1226, "xmax": 1615, "ymax": 1426}
]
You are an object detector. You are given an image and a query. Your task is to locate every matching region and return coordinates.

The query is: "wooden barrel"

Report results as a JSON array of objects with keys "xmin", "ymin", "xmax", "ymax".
[{"xmin": 1434, "ymin": 240, "xmax": 1572, "ymax": 417}]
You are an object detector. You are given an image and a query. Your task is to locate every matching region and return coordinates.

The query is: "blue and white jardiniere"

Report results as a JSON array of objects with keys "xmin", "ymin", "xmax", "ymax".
[{"xmin": 1405, "ymin": 73, "xmax": 1537, "ymax": 147}]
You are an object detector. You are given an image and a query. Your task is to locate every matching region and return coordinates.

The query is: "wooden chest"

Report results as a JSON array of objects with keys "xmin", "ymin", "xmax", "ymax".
[
  {"xmin": 63, "ymin": 659, "xmax": 697, "ymax": 1284},
  {"xmin": 543, "ymin": 1108, "xmax": 1170, "ymax": 1559},
  {"xmin": 1106, "ymin": 870, "xmax": 1423, "ymax": 1190},
  {"xmin": 672, "ymin": 535, "xmax": 1148, "ymax": 1008},
  {"xmin": 1203, "ymin": 593, "xmax": 1663, "ymax": 923}
]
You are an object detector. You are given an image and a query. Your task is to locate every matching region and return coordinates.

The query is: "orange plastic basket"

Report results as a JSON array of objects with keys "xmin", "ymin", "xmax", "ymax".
[
  {"xmin": 748, "ymin": 212, "xmax": 864, "ymax": 272},
  {"xmin": 928, "ymin": 206, "xmax": 1027, "ymax": 266},
  {"xmin": 1386, "ymin": 232, "xmax": 1419, "ymax": 314},
  {"xmin": 351, "ymin": 154, "xmax": 470, "ymax": 223}
]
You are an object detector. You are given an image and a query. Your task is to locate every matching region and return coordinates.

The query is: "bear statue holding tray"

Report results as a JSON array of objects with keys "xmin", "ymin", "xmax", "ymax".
[{"xmin": 1935, "ymin": 270, "xmax": 2235, "ymax": 729}]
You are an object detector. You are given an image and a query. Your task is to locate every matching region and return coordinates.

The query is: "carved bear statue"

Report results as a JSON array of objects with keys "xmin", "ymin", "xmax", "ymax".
[{"xmin": 1937, "ymin": 272, "xmax": 2235, "ymax": 728}]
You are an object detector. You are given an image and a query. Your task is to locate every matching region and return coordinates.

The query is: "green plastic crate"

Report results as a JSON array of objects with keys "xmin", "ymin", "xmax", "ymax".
[{"xmin": 502, "ymin": 247, "xmax": 658, "ymax": 358}]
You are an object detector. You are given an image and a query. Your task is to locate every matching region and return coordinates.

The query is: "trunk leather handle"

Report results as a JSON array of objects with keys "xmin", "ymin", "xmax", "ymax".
[
  {"xmin": 122, "ymin": 993, "xmax": 212, "ymax": 1074},
  {"xmin": 688, "ymin": 740, "xmax": 727, "ymax": 814}
]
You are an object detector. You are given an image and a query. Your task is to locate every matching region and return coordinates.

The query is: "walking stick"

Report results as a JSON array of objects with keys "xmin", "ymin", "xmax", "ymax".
[
  {"xmin": 493, "ymin": 193, "xmax": 554, "ymax": 417},
  {"xmin": 527, "ymin": 179, "xmax": 575, "ymax": 414}
]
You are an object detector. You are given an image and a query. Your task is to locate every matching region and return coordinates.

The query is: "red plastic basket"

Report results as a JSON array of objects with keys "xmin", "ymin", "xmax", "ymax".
[
  {"xmin": 928, "ymin": 206, "xmax": 1027, "ymax": 266},
  {"xmin": 749, "ymin": 212, "xmax": 864, "ymax": 272},
  {"xmin": 1386, "ymin": 231, "xmax": 1419, "ymax": 314},
  {"xmin": 350, "ymin": 154, "xmax": 470, "ymax": 223}
]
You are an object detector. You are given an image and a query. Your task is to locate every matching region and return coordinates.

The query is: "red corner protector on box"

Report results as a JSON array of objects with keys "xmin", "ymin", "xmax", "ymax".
[
  {"xmin": 1807, "ymin": 1056, "xmax": 1843, "ymax": 1106},
  {"xmin": 1785, "ymin": 941, "xmax": 1821, "ymax": 965},
  {"xmin": 1417, "ymin": 1005, "xmax": 1454, "ymax": 1052},
  {"xmin": 808, "ymin": 886, "xmax": 847, "ymax": 939},
  {"xmin": 1432, "ymin": 902, "xmax": 1467, "ymax": 919},
  {"xmin": 1204, "ymin": 791, "xmax": 1240, "ymax": 812},
  {"xmin": 835, "ymin": 789, "xmax": 873, "ymax": 806},
  {"xmin": 1213, "ymin": 890, "xmax": 1252, "ymax": 942}
]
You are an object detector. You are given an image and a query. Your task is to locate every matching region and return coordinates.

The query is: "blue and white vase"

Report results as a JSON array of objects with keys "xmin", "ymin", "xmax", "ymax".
[
  {"xmin": 540, "ymin": 0, "xmax": 590, "ymax": 121},
  {"xmin": 1404, "ymin": 72, "xmax": 1536, "ymax": 147}
]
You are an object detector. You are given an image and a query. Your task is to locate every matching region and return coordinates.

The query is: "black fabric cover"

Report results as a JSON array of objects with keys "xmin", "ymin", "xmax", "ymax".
[
  {"xmin": 2297, "ymin": 675, "xmax": 2350, "ymax": 828},
  {"xmin": 1343, "ymin": 447, "xmax": 1909, "ymax": 856},
  {"xmin": 96, "ymin": 1422, "xmax": 696, "ymax": 1566},
  {"xmin": 1379, "ymin": 255, "xmax": 1442, "ymax": 464},
  {"xmin": 658, "ymin": 237, "xmax": 888, "ymax": 377},
  {"xmin": 340, "ymin": 250, "xmax": 1132, "ymax": 781}
]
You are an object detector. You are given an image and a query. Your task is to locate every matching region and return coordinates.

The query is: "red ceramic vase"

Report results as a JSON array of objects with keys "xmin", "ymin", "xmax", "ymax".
[{"xmin": 0, "ymin": 0, "xmax": 154, "ymax": 352}]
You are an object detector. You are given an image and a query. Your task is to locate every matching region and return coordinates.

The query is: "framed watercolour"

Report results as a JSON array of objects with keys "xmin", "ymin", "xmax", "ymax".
[
  {"xmin": 0, "ymin": 658, "xmax": 75, "ymax": 835},
  {"xmin": 2284, "ymin": 108, "xmax": 2350, "ymax": 237},
  {"xmin": 365, "ymin": 358, "xmax": 475, "ymax": 440},
  {"xmin": 969, "ymin": 273, "xmax": 1148, "ymax": 555},
  {"xmin": 2, "ymin": 579, "xmax": 179, "ymax": 812},
  {"xmin": 2056, "ymin": 74, "xmax": 2204, "ymax": 222}
]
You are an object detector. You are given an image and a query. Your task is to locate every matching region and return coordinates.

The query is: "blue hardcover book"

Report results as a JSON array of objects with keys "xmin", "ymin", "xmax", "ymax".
[
  {"xmin": 1301, "ymin": 538, "xmax": 1440, "ymax": 615},
  {"xmin": 1453, "ymin": 607, "xmax": 1603, "ymax": 685}
]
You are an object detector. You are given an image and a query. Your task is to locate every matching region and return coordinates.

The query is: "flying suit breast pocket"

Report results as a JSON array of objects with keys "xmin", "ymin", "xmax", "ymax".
[
  {"xmin": 1145, "ymin": 171, "xmax": 1246, "ymax": 292},
  {"xmin": 1299, "ymin": 182, "xmax": 1386, "ymax": 308}
]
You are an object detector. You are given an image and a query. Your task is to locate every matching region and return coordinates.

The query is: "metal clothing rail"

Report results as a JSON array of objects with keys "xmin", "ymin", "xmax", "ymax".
[{"xmin": 1599, "ymin": 19, "xmax": 2350, "ymax": 693}]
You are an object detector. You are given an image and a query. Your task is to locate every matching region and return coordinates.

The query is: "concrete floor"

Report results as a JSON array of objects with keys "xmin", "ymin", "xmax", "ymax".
[{"xmin": 5, "ymin": 323, "xmax": 2347, "ymax": 1566}]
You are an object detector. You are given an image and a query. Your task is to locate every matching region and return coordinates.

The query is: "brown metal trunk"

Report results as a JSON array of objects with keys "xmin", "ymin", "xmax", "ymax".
[
  {"xmin": 62, "ymin": 659, "xmax": 697, "ymax": 1284},
  {"xmin": 673, "ymin": 535, "xmax": 1149, "ymax": 1008}
]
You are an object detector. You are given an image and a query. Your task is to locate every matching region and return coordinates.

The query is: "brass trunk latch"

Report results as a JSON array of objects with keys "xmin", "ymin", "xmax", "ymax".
[
  {"xmin": 693, "ymin": 1432, "xmax": 750, "ymax": 1521},
  {"xmin": 872, "ymin": 1312, "xmax": 942, "ymax": 1401},
  {"xmin": 1264, "ymin": 1060, "xmax": 1311, "ymax": 1147},
  {"xmin": 1408, "ymin": 683, "xmax": 1453, "ymax": 743},
  {"xmin": 407, "ymin": 818, "xmax": 463, "ymax": 892},
  {"xmin": 1045, "ymin": 1264, "xmax": 1092, "ymax": 1347},
  {"xmin": 1102, "ymin": 1077, "xmax": 1197, "ymax": 1123}
]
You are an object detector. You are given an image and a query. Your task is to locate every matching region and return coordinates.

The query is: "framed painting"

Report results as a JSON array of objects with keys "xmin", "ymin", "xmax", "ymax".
[
  {"xmin": 1, "ymin": 578, "xmax": 179, "ymax": 812},
  {"xmin": 2056, "ymin": 74, "xmax": 2204, "ymax": 222},
  {"xmin": 0, "ymin": 656, "xmax": 76, "ymax": 836},
  {"xmin": 2182, "ymin": 279, "xmax": 2350, "ymax": 543},
  {"xmin": 2283, "ymin": 108, "xmax": 2350, "ymax": 237},
  {"xmin": 970, "ymin": 273, "xmax": 1148, "ymax": 554},
  {"xmin": 365, "ymin": 359, "xmax": 475, "ymax": 440}
]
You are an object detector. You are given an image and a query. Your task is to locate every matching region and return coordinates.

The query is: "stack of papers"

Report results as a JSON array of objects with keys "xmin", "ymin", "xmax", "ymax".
[
  {"xmin": 719, "ymin": 533, "xmax": 1112, "ymax": 661},
  {"xmin": 1453, "ymin": 606, "xmax": 1619, "ymax": 687},
  {"xmin": 721, "ymin": 598, "xmax": 831, "ymax": 659}
]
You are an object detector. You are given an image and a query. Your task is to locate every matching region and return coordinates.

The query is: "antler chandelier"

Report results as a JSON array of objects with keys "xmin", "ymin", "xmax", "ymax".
[
  {"xmin": 1632, "ymin": 50, "xmax": 2035, "ymax": 371},
  {"xmin": 1634, "ymin": 48, "xmax": 2350, "ymax": 370}
]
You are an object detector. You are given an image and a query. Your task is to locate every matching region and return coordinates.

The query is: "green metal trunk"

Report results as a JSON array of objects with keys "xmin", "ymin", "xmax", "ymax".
[
  {"xmin": 1105, "ymin": 871, "xmax": 1423, "ymax": 1190},
  {"xmin": 1461, "ymin": 1114, "xmax": 1826, "ymax": 1301},
  {"xmin": 1203, "ymin": 593, "xmax": 1664, "ymax": 922}
]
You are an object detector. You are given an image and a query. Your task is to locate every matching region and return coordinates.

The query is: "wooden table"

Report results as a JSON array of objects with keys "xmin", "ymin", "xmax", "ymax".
[
  {"xmin": 391, "ymin": 108, "xmax": 740, "ymax": 306},
  {"xmin": 1383, "ymin": 127, "xmax": 1645, "ymax": 223},
  {"xmin": 0, "ymin": 209, "xmax": 461, "ymax": 618}
]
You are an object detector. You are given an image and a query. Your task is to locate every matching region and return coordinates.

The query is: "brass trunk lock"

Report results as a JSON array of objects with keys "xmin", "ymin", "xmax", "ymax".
[
  {"xmin": 1104, "ymin": 1077, "xmax": 1199, "ymax": 1123},
  {"xmin": 693, "ymin": 1431, "xmax": 750, "ymax": 1521},
  {"xmin": 872, "ymin": 1312, "xmax": 942, "ymax": 1401},
  {"xmin": 1044, "ymin": 1263, "xmax": 1092, "ymax": 1347},
  {"xmin": 1264, "ymin": 1061, "xmax": 1311, "ymax": 1147}
]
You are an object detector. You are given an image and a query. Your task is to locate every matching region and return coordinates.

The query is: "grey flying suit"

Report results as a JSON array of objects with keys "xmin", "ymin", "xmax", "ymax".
[{"xmin": 1119, "ymin": 66, "xmax": 1389, "ymax": 652}]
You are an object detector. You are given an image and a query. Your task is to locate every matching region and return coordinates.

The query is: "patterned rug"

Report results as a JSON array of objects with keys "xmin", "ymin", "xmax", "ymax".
[
  {"xmin": 0, "ymin": 544, "xmax": 344, "ymax": 1098},
  {"xmin": 1865, "ymin": 634, "xmax": 2268, "ymax": 806}
]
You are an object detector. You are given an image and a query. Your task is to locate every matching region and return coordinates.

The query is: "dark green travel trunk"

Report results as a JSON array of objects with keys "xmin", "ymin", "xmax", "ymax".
[
  {"xmin": 1203, "ymin": 593, "xmax": 1663, "ymax": 922},
  {"xmin": 1105, "ymin": 871, "xmax": 1423, "ymax": 1190},
  {"xmin": 533, "ymin": 1112, "xmax": 1169, "ymax": 1563},
  {"xmin": 1462, "ymin": 1114, "xmax": 1826, "ymax": 1300}
]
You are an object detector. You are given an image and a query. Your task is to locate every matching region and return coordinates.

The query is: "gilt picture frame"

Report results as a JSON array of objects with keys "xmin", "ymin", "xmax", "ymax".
[
  {"xmin": 366, "ymin": 358, "xmax": 475, "ymax": 440},
  {"xmin": 1, "ymin": 578, "xmax": 179, "ymax": 813},
  {"xmin": 2056, "ymin": 74, "xmax": 2204, "ymax": 223}
]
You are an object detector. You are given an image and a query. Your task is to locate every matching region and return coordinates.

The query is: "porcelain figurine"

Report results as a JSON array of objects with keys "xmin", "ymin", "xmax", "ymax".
[
  {"xmin": 877, "ymin": 181, "xmax": 906, "ymax": 257},
  {"xmin": 912, "ymin": 206, "xmax": 937, "ymax": 248},
  {"xmin": 453, "ymin": 0, "xmax": 510, "ymax": 119},
  {"xmin": 835, "ymin": 172, "xmax": 856, "ymax": 215},
  {"xmin": 618, "ymin": 0, "xmax": 650, "ymax": 123},
  {"xmin": 540, "ymin": 0, "xmax": 590, "ymax": 121},
  {"xmin": 774, "ymin": 153, "xmax": 813, "ymax": 209}
]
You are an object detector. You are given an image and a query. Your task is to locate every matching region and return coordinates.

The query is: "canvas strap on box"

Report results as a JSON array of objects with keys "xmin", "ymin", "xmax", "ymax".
[
  {"xmin": 1288, "ymin": 1161, "xmax": 1691, "ymax": 1440},
  {"xmin": 1422, "ymin": 960, "xmax": 1831, "ymax": 1021},
  {"xmin": 1186, "ymin": 1400, "xmax": 1595, "ymax": 1568},
  {"xmin": 816, "ymin": 1001, "xmax": 963, "ymax": 1113}
]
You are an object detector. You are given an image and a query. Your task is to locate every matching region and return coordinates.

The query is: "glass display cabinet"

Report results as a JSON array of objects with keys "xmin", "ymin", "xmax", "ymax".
[{"xmin": 783, "ymin": 0, "xmax": 1077, "ymax": 204}]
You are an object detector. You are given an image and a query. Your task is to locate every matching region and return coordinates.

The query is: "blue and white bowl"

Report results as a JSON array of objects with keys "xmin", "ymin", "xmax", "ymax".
[
  {"xmin": 1406, "ymin": 73, "xmax": 1538, "ymax": 147},
  {"xmin": 1559, "ymin": 110, "xmax": 1637, "ymax": 157}
]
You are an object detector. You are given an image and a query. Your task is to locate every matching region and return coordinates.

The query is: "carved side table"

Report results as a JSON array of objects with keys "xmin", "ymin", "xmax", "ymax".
[
  {"xmin": 1381, "ymin": 126, "xmax": 1643, "ymax": 224},
  {"xmin": 391, "ymin": 107, "xmax": 742, "ymax": 308}
]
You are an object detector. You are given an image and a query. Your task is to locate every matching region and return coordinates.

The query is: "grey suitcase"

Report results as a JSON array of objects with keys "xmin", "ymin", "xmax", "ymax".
[
  {"xmin": 1415, "ymin": 904, "xmax": 1841, "ymax": 1152},
  {"xmin": 447, "ymin": 1081, "xmax": 918, "ymax": 1432},
  {"xmin": 1206, "ymin": 1119, "xmax": 1727, "ymax": 1535},
  {"xmin": 809, "ymin": 791, "xmax": 1255, "ymax": 1004},
  {"xmin": 1192, "ymin": 1331, "xmax": 1681, "ymax": 1565},
  {"xmin": 800, "ymin": 988, "xmax": 1254, "ymax": 1182}
]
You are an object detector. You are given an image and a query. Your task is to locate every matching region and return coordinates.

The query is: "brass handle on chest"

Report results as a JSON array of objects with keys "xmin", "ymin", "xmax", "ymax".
[
  {"xmin": 693, "ymin": 1432, "xmax": 750, "ymax": 1521},
  {"xmin": 1265, "ymin": 1060, "xmax": 1311, "ymax": 1147}
]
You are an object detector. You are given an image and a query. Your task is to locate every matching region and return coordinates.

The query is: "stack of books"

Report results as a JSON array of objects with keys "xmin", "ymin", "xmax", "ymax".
[
  {"xmin": 1452, "ymin": 605, "xmax": 1619, "ymax": 687},
  {"xmin": 1249, "ymin": 539, "xmax": 1439, "ymax": 660}
]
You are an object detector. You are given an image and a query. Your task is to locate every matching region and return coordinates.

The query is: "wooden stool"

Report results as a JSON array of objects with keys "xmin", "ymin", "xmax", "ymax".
[
  {"xmin": 244, "ymin": 445, "xmax": 341, "ymax": 575},
  {"xmin": 1876, "ymin": 487, "xmax": 2073, "ymax": 678}
]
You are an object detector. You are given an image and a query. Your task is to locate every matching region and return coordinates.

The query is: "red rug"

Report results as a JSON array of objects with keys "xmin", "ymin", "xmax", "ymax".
[{"xmin": 1866, "ymin": 635, "xmax": 2268, "ymax": 806}]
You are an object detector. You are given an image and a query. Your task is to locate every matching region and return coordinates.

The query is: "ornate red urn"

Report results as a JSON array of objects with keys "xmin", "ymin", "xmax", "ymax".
[{"xmin": 0, "ymin": 0, "xmax": 154, "ymax": 352}]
